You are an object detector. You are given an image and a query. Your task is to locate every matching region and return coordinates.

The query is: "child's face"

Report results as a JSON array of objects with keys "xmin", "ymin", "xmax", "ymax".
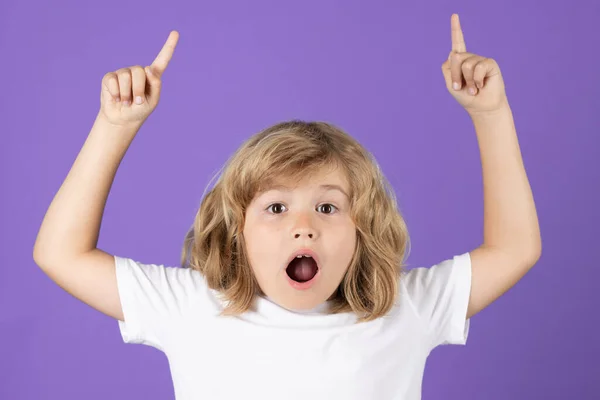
[{"xmin": 243, "ymin": 166, "xmax": 357, "ymax": 311}]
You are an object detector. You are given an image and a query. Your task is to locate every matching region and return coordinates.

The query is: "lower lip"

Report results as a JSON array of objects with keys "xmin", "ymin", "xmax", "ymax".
[{"xmin": 285, "ymin": 268, "xmax": 320, "ymax": 290}]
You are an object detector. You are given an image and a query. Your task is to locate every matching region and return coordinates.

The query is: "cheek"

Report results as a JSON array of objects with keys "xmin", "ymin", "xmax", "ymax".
[
  {"xmin": 344, "ymin": 231, "xmax": 358, "ymax": 260},
  {"xmin": 246, "ymin": 216, "xmax": 286, "ymax": 242},
  {"xmin": 336, "ymin": 220, "xmax": 357, "ymax": 242},
  {"xmin": 327, "ymin": 224, "xmax": 357, "ymax": 258},
  {"xmin": 243, "ymin": 223, "xmax": 281, "ymax": 272}
]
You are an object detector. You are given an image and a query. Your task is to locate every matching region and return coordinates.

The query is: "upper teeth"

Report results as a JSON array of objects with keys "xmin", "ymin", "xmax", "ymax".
[{"xmin": 296, "ymin": 254, "xmax": 311, "ymax": 258}]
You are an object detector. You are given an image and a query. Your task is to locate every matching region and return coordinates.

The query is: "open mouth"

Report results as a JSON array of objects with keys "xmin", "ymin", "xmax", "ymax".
[{"xmin": 286, "ymin": 255, "xmax": 319, "ymax": 283}]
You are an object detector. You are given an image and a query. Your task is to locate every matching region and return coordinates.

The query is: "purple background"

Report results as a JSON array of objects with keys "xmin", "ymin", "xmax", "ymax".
[{"xmin": 1, "ymin": 0, "xmax": 598, "ymax": 399}]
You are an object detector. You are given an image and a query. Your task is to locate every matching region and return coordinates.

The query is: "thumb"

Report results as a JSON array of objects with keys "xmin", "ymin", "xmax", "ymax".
[
  {"xmin": 145, "ymin": 66, "xmax": 162, "ymax": 98},
  {"xmin": 441, "ymin": 58, "xmax": 453, "ymax": 92},
  {"xmin": 145, "ymin": 66, "xmax": 161, "ymax": 87}
]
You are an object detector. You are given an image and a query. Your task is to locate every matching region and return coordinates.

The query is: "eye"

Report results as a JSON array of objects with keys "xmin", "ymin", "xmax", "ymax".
[
  {"xmin": 266, "ymin": 203, "xmax": 286, "ymax": 214},
  {"xmin": 317, "ymin": 204, "xmax": 338, "ymax": 214},
  {"xmin": 265, "ymin": 203, "xmax": 338, "ymax": 215}
]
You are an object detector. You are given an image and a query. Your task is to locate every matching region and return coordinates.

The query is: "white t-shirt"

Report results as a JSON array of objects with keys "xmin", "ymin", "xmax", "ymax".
[{"xmin": 114, "ymin": 252, "xmax": 471, "ymax": 400}]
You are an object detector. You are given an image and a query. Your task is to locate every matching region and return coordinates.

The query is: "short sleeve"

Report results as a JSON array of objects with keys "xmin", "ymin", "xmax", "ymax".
[
  {"xmin": 401, "ymin": 252, "xmax": 472, "ymax": 349},
  {"xmin": 114, "ymin": 255, "xmax": 207, "ymax": 351}
]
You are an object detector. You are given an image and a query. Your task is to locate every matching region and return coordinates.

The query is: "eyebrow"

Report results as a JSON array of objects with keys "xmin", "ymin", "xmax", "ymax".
[{"xmin": 266, "ymin": 184, "xmax": 350, "ymax": 200}]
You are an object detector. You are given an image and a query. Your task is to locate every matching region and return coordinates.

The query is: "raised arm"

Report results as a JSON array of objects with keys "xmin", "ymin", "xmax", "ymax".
[
  {"xmin": 33, "ymin": 31, "xmax": 179, "ymax": 321},
  {"xmin": 441, "ymin": 14, "xmax": 541, "ymax": 319}
]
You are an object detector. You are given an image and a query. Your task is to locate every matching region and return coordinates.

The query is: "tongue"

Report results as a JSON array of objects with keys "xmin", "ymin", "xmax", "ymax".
[{"xmin": 287, "ymin": 257, "xmax": 318, "ymax": 282}]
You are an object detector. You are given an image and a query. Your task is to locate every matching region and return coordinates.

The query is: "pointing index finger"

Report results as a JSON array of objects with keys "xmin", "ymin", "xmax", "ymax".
[
  {"xmin": 451, "ymin": 14, "xmax": 466, "ymax": 53},
  {"xmin": 150, "ymin": 30, "xmax": 180, "ymax": 78}
]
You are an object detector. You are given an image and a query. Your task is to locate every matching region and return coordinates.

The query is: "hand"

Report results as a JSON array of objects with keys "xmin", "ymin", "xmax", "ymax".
[
  {"xmin": 99, "ymin": 30, "xmax": 179, "ymax": 128},
  {"xmin": 441, "ymin": 14, "xmax": 508, "ymax": 116}
]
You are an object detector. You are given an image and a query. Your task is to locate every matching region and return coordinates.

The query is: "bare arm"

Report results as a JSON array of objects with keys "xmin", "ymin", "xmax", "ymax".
[
  {"xmin": 33, "ymin": 113, "xmax": 141, "ymax": 320},
  {"xmin": 467, "ymin": 106, "xmax": 541, "ymax": 319},
  {"xmin": 441, "ymin": 15, "xmax": 541, "ymax": 320},
  {"xmin": 33, "ymin": 31, "xmax": 180, "ymax": 321},
  {"xmin": 34, "ymin": 114, "xmax": 139, "ymax": 259}
]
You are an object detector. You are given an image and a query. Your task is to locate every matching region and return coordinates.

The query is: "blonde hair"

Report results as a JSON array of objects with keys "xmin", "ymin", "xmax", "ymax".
[{"xmin": 181, "ymin": 120, "xmax": 410, "ymax": 322}]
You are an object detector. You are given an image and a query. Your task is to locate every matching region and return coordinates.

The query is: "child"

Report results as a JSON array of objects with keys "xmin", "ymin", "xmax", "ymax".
[{"xmin": 33, "ymin": 14, "xmax": 541, "ymax": 400}]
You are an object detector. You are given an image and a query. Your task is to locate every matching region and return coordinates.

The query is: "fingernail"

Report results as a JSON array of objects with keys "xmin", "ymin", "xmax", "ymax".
[
  {"xmin": 453, "ymin": 82, "xmax": 460, "ymax": 90},
  {"xmin": 115, "ymin": 96, "xmax": 121, "ymax": 102},
  {"xmin": 469, "ymin": 87, "xmax": 476, "ymax": 95},
  {"xmin": 135, "ymin": 96, "xmax": 143, "ymax": 104}
]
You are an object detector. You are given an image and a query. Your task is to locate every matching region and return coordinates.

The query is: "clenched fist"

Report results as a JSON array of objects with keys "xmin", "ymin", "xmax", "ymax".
[{"xmin": 99, "ymin": 31, "xmax": 179, "ymax": 127}]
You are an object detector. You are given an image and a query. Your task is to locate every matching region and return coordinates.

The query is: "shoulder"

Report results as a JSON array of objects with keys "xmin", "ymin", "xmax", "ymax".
[
  {"xmin": 398, "ymin": 252, "xmax": 471, "ymax": 325},
  {"xmin": 114, "ymin": 256, "xmax": 224, "ymax": 349},
  {"xmin": 400, "ymin": 253, "xmax": 471, "ymax": 295},
  {"xmin": 115, "ymin": 256, "xmax": 206, "ymax": 284},
  {"xmin": 114, "ymin": 256, "xmax": 217, "ymax": 311}
]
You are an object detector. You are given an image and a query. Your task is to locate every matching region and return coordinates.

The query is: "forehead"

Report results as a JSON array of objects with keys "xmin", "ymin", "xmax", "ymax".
[{"xmin": 261, "ymin": 166, "xmax": 350, "ymax": 197}]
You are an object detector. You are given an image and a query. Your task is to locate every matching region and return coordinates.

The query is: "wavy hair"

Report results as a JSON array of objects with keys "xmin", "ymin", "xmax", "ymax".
[{"xmin": 181, "ymin": 120, "xmax": 410, "ymax": 322}]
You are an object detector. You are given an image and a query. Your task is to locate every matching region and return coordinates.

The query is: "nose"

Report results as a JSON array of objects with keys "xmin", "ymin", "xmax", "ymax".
[{"xmin": 291, "ymin": 211, "xmax": 317, "ymax": 240}]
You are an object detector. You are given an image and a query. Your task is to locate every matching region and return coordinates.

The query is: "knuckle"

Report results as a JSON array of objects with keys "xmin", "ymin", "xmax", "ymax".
[
  {"xmin": 117, "ymin": 68, "xmax": 131, "ymax": 79},
  {"xmin": 103, "ymin": 72, "xmax": 116, "ymax": 83},
  {"xmin": 132, "ymin": 68, "xmax": 146, "ymax": 87}
]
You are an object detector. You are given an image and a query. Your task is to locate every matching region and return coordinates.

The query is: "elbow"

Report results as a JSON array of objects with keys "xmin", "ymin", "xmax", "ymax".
[
  {"xmin": 520, "ymin": 242, "xmax": 542, "ymax": 267},
  {"xmin": 486, "ymin": 239, "xmax": 542, "ymax": 268},
  {"xmin": 33, "ymin": 242, "xmax": 49, "ymax": 268},
  {"xmin": 528, "ymin": 235, "xmax": 543, "ymax": 264},
  {"xmin": 32, "ymin": 240, "xmax": 58, "ymax": 269}
]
